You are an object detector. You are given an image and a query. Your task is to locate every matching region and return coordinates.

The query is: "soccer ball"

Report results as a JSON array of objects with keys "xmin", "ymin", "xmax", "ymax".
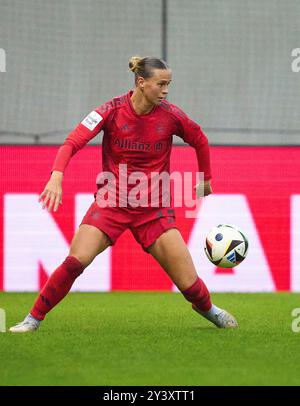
[{"xmin": 204, "ymin": 224, "xmax": 249, "ymax": 268}]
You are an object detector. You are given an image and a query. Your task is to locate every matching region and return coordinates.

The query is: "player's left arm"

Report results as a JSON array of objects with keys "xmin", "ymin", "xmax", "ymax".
[
  {"xmin": 173, "ymin": 107, "xmax": 212, "ymax": 197},
  {"xmin": 195, "ymin": 178, "xmax": 212, "ymax": 198}
]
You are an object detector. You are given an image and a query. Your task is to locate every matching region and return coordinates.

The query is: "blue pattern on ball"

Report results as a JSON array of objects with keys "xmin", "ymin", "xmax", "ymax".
[{"xmin": 215, "ymin": 233, "xmax": 223, "ymax": 241}]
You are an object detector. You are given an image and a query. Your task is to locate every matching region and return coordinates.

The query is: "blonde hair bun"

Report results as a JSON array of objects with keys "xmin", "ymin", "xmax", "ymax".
[{"xmin": 128, "ymin": 56, "xmax": 144, "ymax": 73}]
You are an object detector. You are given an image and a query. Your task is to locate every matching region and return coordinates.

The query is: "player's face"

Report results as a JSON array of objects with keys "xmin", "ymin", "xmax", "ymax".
[{"xmin": 141, "ymin": 69, "xmax": 172, "ymax": 105}]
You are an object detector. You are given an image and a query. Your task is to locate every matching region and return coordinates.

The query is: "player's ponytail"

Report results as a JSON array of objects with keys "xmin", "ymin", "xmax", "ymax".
[
  {"xmin": 129, "ymin": 56, "xmax": 143, "ymax": 73},
  {"xmin": 128, "ymin": 56, "xmax": 169, "ymax": 84}
]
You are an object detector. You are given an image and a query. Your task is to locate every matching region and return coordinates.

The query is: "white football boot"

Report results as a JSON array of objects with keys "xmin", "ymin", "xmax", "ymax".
[
  {"xmin": 9, "ymin": 317, "xmax": 40, "ymax": 333},
  {"xmin": 192, "ymin": 304, "xmax": 238, "ymax": 328}
]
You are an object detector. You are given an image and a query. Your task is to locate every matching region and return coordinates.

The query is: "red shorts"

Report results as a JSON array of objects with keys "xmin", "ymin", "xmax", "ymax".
[{"xmin": 80, "ymin": 200, "xmax": 177, "ymax": 252}]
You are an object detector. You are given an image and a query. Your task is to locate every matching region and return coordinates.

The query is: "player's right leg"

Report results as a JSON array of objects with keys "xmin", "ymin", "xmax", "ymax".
[
  {"xmin": 147, "ymin": 228, "xmax": 238, "ymax": 329},
  {"xmin": 9, "ymin": 225, "xmax": 111, "ymax": 333}
]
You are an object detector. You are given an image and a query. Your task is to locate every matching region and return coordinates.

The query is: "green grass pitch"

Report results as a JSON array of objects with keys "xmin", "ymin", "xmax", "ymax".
[{"xmin": 1, "ymin": 292, "xmax": 300, "ymax": 386}]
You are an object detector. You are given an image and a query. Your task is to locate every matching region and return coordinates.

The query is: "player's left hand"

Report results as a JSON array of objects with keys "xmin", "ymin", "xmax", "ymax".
[{"xmin": 194, "ymin": 179, "xmax": 213, "ymax": 198}]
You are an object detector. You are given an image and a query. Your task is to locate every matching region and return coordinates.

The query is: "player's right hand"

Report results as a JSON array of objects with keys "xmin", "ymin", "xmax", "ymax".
[{"xmin": 39, "ymin": 174, "xmax": 63, "ymax": 212}]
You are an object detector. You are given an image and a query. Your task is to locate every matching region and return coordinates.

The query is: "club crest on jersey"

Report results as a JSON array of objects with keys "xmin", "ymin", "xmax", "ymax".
[{"xmin": 156, "ymin": 124, "xmax": 165, "ymax": 134}]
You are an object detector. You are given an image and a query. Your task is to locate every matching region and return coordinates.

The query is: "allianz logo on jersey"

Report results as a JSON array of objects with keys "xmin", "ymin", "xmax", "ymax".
[{"xmin": 113, "ymin": 137, "xmax": 165, "ymax": 152}]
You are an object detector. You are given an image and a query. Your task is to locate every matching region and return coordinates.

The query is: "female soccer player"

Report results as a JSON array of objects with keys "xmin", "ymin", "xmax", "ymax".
[{"xmin": 10, "ymin": 56, "xmax": 237, "ymax": 332}]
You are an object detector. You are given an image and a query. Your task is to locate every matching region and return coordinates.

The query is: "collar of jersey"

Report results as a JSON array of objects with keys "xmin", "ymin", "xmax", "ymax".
[{"xmin": 127, "ymin": 90, "xmax": 158, "ymax": 117}]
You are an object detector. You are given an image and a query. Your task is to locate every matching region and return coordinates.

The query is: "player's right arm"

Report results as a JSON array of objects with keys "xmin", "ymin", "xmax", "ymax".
[
  {"xmin": 39, "ymin": 103, "xmax": 113, "ymax": 212},
  {"xmin": 38, "ymin": 170, "xmax": 63, "ymax": 212}
]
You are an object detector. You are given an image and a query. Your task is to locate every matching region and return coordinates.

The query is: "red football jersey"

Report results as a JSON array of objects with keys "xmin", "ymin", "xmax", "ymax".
[{"xmin": 52, "ymin": 90, "xmax": 211, "ymax": 211}]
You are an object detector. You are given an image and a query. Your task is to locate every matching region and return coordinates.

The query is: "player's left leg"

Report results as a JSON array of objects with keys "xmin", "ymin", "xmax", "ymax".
[{"xmin": 147, "ymin": 228, "xmax": 238, "ymax": 328}]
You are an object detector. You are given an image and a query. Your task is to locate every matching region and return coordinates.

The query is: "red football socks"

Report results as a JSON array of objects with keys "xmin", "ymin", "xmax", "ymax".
[
  {"xmin": 30, "ymin": 258, "xmax": 211, "ymax": 320},
  {"xmin": 30, "ymin": 256, "xmax": 85, "ymax": 320},
  {"xmin": 182, "ymin": 277, "xmax": 212, "ymax": 312}
]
